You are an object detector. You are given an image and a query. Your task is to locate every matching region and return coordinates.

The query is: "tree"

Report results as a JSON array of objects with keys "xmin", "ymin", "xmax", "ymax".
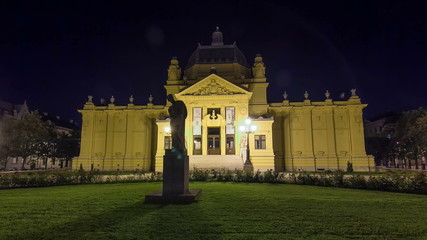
[
  {"xmin": 4, "ymin": 112, "xmax": 48, "ymax": 170},
  {"xmin": 394, "ymin": 109, "xmax": 427, "ymax": 169},
  {"xmin": 0, "ymin": 144, "xmax": 11, "ymax": 170},
  {"xmin": 365, "ymin": 136, "xmax": 390, "ymax": 166},
  {"xmin": 56, "ymin": 129, "xmax": 80, "ymax": 168},
  {"xmin": 35, "ymin": 124, "xmax": 60, "ymax": 169}
]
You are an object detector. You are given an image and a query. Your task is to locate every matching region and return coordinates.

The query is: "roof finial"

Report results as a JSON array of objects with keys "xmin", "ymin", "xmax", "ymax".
[{"xmin": 212, "ymin": 26, "xmax": 223, "ymax": 46}]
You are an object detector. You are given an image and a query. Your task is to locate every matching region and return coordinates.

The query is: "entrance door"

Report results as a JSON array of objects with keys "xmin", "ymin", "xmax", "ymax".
[
  {"xmin": 208, "ymin": 127, "xmax": 220, "ymax": 155},
  {"xmin": 226, "ymin": 136, "xmax": 235, "ymax": 154}
]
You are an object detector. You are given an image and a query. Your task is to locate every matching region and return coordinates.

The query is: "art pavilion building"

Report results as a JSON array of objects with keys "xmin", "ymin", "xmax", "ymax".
[{"xmin": 74, "ymin": 28, "xmax": 374, "ymax": 172}]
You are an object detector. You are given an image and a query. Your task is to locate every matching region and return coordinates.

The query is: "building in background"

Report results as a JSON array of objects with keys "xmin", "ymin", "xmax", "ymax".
[
  {"xmin": 0, "ymin": 100, "xmax": 77, "ymax": 170},
  {"xmin": 364, "ymin": 112, "xmax": 400, "ymax": 138},
  {"xmin": 74, "ymin": 28, "xmax": 374, "ymax": 172},
  {"xmin": 0, "ymin": 100, "xmax": 29, "ymax": 170}
]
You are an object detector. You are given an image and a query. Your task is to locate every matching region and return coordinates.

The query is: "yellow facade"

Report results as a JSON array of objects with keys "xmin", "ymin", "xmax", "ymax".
[{"xmin": 73, "ymin": 28, "xmax": 374, "ymax": 172}]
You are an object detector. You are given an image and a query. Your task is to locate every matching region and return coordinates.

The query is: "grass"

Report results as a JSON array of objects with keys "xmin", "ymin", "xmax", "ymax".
[{"xmin": 0, "ymin": 183, "xmax": 426, "ymax": 240}]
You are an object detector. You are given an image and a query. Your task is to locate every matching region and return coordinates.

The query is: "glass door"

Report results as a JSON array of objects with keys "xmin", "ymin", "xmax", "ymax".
[
  {"xmin": 226, "ymin": 135, "xmax": 235, "ymax": 154},
  {"xmin": 208, "ymin": 127, "xmax": 220, "ymax": 155}
]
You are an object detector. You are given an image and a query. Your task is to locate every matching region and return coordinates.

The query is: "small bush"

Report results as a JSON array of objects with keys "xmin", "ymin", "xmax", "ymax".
[
  {"xmin": 217, "ymin": 169, "xmax": 234, "ymax": 182},
  {"xmin": 331, "ymin": 170, "xmax": 345, "ymax": 187},
  {"xmin": 296, "ymin": 173, "xmax": 318, "ymax": 185},
  {"xmin": 409, "ymin": 172, "xmax": 427, "ymax": 194},
  {"xmin": 263, "ymin": 169, "xmax": 282, "ymax": 183},
  {"xmin": 346, "ymin": 175, "xmax": 367, "ymax": 189},
  {"xmin": 190, "ymin": 168, "xmax": 209, "ymax": 181},
  {"xmin": 317, "ymin": 174, "xmax": 333, "ymax": 187}
]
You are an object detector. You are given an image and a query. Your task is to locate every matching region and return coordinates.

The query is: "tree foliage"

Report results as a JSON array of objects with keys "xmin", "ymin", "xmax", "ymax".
[
  {"xmin": 0, "ymin": 111, "xmax": 80, "ymax": 170},
  {"xmin": 392, "ymin": 109, "xmax": 427, "ymax": 169},
  {"xmin": 3, "ymin": 112, "xmax": 49, "ymax": 169}
]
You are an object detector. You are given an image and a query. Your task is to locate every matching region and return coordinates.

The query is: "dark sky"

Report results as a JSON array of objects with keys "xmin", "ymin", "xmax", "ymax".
[{"xmin": 0, "ymin": 0, "xmax": 426, "ymax": 122}]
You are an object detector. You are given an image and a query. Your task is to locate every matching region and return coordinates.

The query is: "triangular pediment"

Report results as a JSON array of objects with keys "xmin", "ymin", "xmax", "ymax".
[{"xmin": 176, "ymin": 74, "xmax": 250, "ymax": 96}]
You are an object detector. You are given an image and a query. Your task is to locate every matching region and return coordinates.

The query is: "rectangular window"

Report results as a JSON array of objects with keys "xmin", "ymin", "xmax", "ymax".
[
  {"xmin": 12, "ymin": 158, "xmax": 17, "ymax": 164},
  {"xmin": 164, "ymin": 136, "xmax": 172, "ymax": 150},
  {"xmin": 254, "ymin": 135, "xmax": 266, "ymax": 149},
  {"xmin": 193, "ymin": 108, "xmax": 202, "ymax": 135},
  {"xmin": 225, "ymin": 107, "xmax": 235, "ymax": 134}
]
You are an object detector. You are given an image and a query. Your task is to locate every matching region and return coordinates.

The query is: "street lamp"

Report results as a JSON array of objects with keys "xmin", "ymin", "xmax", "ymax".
[
  {"xmin": 239, "ymin": 118, "xmax": 257, "ymax": 171},
  {"xmin": 164, "ymin": 126, "xmax": 172, "ymax": 150}
]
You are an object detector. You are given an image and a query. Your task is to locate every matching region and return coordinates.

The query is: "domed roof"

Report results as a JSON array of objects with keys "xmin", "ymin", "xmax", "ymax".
[{"xmin": 185, "ymin": 27, "xmax": 249, "ymax": 69}]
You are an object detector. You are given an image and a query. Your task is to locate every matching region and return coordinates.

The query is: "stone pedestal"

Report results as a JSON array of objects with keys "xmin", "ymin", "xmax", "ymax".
[{"xmin": 145, "ymin": 150, "xmax": 201, "ymax": 203}]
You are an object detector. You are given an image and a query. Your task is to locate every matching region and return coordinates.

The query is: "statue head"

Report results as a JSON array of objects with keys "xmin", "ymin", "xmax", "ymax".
[{"xmin": 167, "ymin": 94, "xmax": 176, "ymax": 103}]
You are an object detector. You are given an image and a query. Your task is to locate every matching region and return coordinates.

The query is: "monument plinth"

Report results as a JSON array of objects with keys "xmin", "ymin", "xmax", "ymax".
[
  {"xmin": 145, "ymin": 94, "xmax": 201, "ymax": 204},
  {"xmin": 163, "ymin": 150, "xmax": 189, "ymax": 195},
  {"xmin": 145, "ymin": 150, "xmax": 201, "ymax": 203}
]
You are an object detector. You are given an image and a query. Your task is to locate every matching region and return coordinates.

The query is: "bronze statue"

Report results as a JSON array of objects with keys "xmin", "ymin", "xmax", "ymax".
[
  {"xmin": 145, "ymin": 94, "xmax": 201, "ymax": 203},
  {"xmin": 167, "ymin": 94, "xmax": 187, "ymax": 154}
]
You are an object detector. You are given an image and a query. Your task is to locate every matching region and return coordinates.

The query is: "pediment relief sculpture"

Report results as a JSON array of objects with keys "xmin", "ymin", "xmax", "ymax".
[{"xmin": 185, "ymin": 79, "xmax": 242, "ymax": 95}]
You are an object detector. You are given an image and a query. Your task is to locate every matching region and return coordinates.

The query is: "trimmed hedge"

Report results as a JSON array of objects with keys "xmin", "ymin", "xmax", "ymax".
[
  {"xmin": 1, "ymin": 169, "xmax": 426, "ymax": 195},
  {"xmin": 0, "ymin": 170, "xmax": 162, "ymax": 189},
  {"xmin": 188, "ymin": 169, "xmax": 427, "ymax": 194}
]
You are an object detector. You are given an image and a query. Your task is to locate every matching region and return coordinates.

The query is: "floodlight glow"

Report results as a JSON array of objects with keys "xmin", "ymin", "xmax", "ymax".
[
  {"xmin": 250, "ymin": 125, "xmax": 257, "ymax": 132},
  {"xmin": 239, "ymin": 125, "xmax": 246, "ymax": 132},
  {"xmin": 245, "ymin": 118, "xmax": 251, "ymax": 125},
  {"xmin": 164, "ymin": 126, "xmax": 171, "ymax": 134}
]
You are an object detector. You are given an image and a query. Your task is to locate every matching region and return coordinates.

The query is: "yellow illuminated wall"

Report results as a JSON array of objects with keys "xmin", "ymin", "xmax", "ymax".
[
  {"xmin": 74, "ymin": 37, "xmax": 374, "ymax": 172},
  {"xmin": 270, "ymin": 95, "xmax": 374, "ymax": 172}
]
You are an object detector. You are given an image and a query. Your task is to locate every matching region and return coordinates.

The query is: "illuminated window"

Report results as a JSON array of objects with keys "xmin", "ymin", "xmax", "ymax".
[
  {"xmin": 254, "ymin": 135, "xmax": 266, "ymax": 149},
  {"xmin": 164, "ymin": 136, "xmax": 172, "ymax": 150}
]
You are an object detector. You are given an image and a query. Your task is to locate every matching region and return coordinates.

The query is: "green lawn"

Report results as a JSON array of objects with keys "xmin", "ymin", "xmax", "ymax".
[{"xmin": 1, "ymin": 183, "xmax": 426, "ymax": 240}]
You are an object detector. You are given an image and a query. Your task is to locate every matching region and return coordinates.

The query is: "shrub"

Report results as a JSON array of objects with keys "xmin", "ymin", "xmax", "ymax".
[
  {"xmin": 346, "ymin": 175, "xmax": 367, "ymax": 189},
  {"xmin": 331, "ymin": 170, "xmax": 345, "ymax": 187},
  {"xmin": 296, "ymin": 173, "xmax": 318, "ymax": 185},
  {"xmin": 216, "ymin": 169, "xmax": 234, "ymax": 182},
  {"xmin": 366, "ymin": 176, "xmax": 395, "ymax": 192},
  {"xmin": 317, "ymin": 174, "xmax": 333, "ymax": 187},
  {"xmin": 253, "ymin": 170, "xmax": 263, "ymax": 182},
  {"xmin": 263, "ymin": 169, "xmax": 278, "ymax": 183},
  {"xmin": 190, "ymin": 168, "xmax": 209, "ymax": 181},
  {"xmin": 409, "ymin": 172, "xmax": 427, "ymax": 194}
]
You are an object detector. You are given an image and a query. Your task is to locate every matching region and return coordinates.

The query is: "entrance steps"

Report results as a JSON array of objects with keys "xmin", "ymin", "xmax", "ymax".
[{"xmin": 189, "ymin": 155, "xmax": 244, "ymax": 170}]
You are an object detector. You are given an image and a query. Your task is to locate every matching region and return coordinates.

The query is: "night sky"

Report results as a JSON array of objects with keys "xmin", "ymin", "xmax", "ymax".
[{"xmin": 1, "ymin": 1, "xmax": 426, "ymax": 123}]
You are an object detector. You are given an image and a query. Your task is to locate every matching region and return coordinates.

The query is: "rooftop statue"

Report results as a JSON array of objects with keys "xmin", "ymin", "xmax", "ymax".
[
  {"xmin": 167, "ymin": 57, "xmax": 181, "ymax": 81},
  {"xmin": 252, "ymin": 54, "xmax": 265, "ymax": 78}
]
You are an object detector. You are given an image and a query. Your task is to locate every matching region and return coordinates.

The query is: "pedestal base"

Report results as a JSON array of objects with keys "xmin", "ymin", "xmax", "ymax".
[
  {"xmin": 145, "ymin": 189, "xmax": 202, "ymax": 204},
  {"xmin": 243, "ymin": 161, "xmax": 254, "ymax": 172},
  {"xmin": 145, "ymin": 150, "xmax": 201, "ymax": 204}
]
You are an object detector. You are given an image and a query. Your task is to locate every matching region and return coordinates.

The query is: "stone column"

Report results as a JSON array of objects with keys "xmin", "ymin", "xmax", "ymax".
[
  {"xmin": 77, "ymin": 111, "xmax": 95, "ymax": 170},
  {"xmin": 104, "ymin": 110, "xmax": 115, "ymax": 170},
  {"xmin": 220, "ymin": 123, "xmax": 226, "ymax": 155},
  {"xmin": 283, "ymin": 109, "xmax": 293, "ymax": 171},
  {"xmin": 124, "ymin": 110, "xmax": 134, "ymax": 170},
  {"xmin": 202, "ymin": 125, "xmax": 208, "ymax": 155},
  {"xmin": 302, "ymin": 107, "xmax": 315, "ymax": 171},
  {"xmin": 325, "ymin": 106, "xmax": 338, "ymax": 169}
]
